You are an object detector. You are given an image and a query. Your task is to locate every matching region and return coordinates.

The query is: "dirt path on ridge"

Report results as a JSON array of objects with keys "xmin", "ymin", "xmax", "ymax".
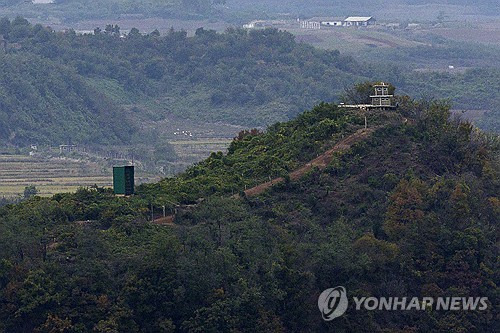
[
  {"xmin": 242, "ymin": 127, "xmax": 375, "ymax": 197},
  {"xmin": 153, "ymin": 127, "xmax": 377, "ymax": 225}
]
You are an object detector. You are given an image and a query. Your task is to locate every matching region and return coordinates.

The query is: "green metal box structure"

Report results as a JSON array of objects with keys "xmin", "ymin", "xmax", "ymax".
[{"xmin": 113, "ymin": 166, "xmax": 134, "ymax": 195}]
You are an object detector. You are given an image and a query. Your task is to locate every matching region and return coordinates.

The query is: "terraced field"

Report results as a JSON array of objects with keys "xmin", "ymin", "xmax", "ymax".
[
  {"xmin": 170, "ymin": 139, "xmax": 232, "ymax": 162},
  {"xmin": 0, "ymin": 134, "xmax": 234, "ymax": 199},
  {"xmin": 0, "ymin": 154, "xmax": 112, "ymax": 198},
  {"xmin": 0, "ymin": 139, "xmax": 232, "ymax": 198}
]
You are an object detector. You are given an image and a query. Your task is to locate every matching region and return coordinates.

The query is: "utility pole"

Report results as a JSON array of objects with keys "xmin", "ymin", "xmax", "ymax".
[{"xmin": 361, "ymin": 106, "xmax": 368, "ymax": 129}]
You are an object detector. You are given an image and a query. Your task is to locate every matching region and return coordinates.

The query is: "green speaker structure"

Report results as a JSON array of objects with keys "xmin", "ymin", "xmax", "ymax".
[{"xmin": 113, "ymin": 166, "xmax": 134, "ymax": 195}]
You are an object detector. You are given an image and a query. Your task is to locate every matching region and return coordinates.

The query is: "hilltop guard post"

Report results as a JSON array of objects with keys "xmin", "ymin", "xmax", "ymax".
[
  {"xmin": 339, "ymin": 82, "xmax": 396, "ymax": 110},
  {"xmin": 370, "ymin": 82, "xmax": 395, "ymax": 109}
]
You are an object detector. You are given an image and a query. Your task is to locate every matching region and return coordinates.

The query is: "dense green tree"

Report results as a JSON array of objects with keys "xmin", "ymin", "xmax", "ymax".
[{"xmin": 23, "ymin": 185, "xmax": 38, "ymax": 199}]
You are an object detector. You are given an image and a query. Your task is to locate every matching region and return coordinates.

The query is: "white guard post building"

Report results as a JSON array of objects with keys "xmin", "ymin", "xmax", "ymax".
[
  {"xmin": 339, "ymin": 82, "xmax": 396, "ymax": 111},
  {"xmin": 370, "ymin": 82, "xmax": 395, "ymax": 108}
]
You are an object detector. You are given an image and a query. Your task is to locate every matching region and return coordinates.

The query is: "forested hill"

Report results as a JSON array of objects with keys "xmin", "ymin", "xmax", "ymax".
[
  {"xmin": 0, "ymin": 18, "xmax": 499, "ymax": 146},
  {"xmin": 1, "ymin": 18, "xmax": 362, "ymax": 146},
  {"xmin": 0, "ymin": 98, "xmax": 498, "ymax": 332},
  {"xmin": 0, "ymin": 52, "xmax": 135, "ymax": 145}
]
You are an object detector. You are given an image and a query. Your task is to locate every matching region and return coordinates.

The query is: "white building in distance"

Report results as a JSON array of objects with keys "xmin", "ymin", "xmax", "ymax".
[
  {"xmin": 300, "ymin": 20, "xmax": 321, "ymax": 30},
  {"xmin": 343, "ymin": 17, "xmax": 376, "ymax": 26}
]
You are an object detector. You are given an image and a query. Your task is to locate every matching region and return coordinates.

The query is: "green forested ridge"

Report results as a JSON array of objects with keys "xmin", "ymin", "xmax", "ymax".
[
  {"xmin": 0, "ymin": 100, "xmax": 498, "ymax": 332},
  {"xmin": 0, "ymin": 19, "xmax": 498, "ymax": 147},
  {"xmin": 0, "ymin": 52, "xmax": 136, "ymax": 145}
]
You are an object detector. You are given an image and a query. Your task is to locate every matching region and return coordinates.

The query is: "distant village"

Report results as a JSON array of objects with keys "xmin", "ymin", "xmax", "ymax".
[{"xmin": 243, "ymin": 16, "xmax": 422, "ymax": 31}]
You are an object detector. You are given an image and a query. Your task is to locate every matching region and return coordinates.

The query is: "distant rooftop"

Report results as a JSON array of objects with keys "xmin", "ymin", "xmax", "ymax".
[
  {"xmin": 344, "ymin": 16, "xmax": 373, "ymax": 22},
  {"xmin": 307, "ymin": 17, "xmax": 345, "ymax": 22}
]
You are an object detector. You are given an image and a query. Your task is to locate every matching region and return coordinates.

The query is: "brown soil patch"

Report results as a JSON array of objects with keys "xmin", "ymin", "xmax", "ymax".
[{"xmin": 152, "ymin": 215, "xmax": 176, "ymax": 226}]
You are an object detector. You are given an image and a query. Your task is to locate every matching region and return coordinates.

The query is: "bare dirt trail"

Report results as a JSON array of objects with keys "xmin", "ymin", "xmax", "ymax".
[
  {"xmin": 152, "ymin": 215, "xmax": 175, "ymax": 226},
  {"xmin": 153, "ymin": 127, "xmax": 377, "ymax": 225},
  {"xmin": 242, "ymin": 127, "xmax": 375, "ymax": 197}
]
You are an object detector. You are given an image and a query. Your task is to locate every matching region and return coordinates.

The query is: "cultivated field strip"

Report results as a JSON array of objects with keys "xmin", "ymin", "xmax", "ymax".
[{"xmin": 0, "ymin": 155, "xmax": 111, "ymax": 198}]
